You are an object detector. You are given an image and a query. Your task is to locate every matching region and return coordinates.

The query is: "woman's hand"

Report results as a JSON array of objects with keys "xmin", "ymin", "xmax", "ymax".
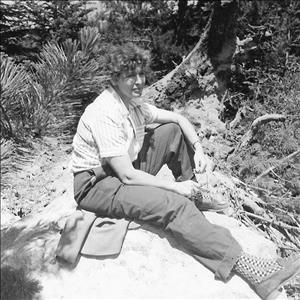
[
  {"xmin": 172, "ymin": 180, "xmax": 201, "ymax": 198},
  {"xmin": 193, "ymin": 149, "xmax": 212, "ymax": 174}
]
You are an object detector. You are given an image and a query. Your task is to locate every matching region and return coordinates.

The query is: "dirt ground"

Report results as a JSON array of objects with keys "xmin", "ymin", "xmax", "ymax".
[{"xmin": 1, "ymin": 137, "xmax": 72, "ymax": 228}]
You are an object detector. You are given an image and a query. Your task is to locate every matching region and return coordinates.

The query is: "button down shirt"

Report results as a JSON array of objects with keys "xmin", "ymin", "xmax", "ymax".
[{"xmin": 71, "ymin": 86, "xmax": 158, "ymax": 173}]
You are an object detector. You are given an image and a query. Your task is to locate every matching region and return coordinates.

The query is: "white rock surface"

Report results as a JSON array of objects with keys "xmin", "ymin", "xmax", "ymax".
[
  {"xmin": 1, "ymin": 165, "xmax": 288, "ymax": 300},
  {"xmin": 0, "ymin": 209, "xmax": 21, "ymax": 229},
  {"xmin": 39, "ymin": 212, "xmax": 287, "ymax": 300}
]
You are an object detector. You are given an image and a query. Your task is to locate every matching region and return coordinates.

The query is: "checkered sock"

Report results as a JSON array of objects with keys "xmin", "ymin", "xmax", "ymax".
[{"xmin": 233, "ymin": 252, "xmax": 283, "ymax": 285}]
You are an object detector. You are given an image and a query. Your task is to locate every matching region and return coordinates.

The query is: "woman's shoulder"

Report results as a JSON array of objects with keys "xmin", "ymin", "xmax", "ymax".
[
  {"xmin": 94, "ymin": 88, "xmax": 119, "ymax": 107},
  {"xmin": 83, "ymin": 89, "xmax": 123, "ymax": 120}
]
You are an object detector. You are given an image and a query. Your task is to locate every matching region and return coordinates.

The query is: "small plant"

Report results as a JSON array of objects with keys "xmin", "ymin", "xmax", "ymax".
[
  {"xmin": 0, "ymin": 265, "xmax": 42, "ymax": 300},
  {"xmin": 0, "ymin": 55, "xmax": 30, "ymax": 139}
]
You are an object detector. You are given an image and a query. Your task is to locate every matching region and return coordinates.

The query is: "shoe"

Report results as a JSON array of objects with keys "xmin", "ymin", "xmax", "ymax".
[
  {"xmin": 192, "ymin": 171, "xmax": 230, "ymax": 212},
  {"xmin": 252, "ymin": 254, "xmax": 300, "ymax": 300},
  {"xmin": 190, "ymin": 190, "xmax": 230, "ymax": 212}
]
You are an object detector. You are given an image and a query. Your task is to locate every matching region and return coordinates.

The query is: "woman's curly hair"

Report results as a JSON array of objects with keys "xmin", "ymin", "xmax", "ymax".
[{"xmin": 107, "ymin": 43, "xmax": 151, "ymax": 78}]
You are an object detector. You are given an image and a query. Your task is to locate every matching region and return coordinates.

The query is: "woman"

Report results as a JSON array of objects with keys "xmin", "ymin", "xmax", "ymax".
[{"xmin": 66, "ymin": 43, "xmax": 299, "ymax": 300}]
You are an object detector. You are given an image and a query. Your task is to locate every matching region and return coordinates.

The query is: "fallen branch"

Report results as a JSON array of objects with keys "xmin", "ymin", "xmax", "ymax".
[
  {"xmin": 234, "ymin": 114, "xmax": 286, "ymax": 153},
  {"xmin": 244, "ymin": 211, "xmax": 300, "ymax": 232},
  {"xmin": 253, "ymin": 149, "xmax": 300, "ymax": 183},
  {"xmin": 142, "ymin": 0, "xmax": 238, "ymax": 106},
  {"xmin": 240, "ymin": 214, "xmax": 269, "ymax": 239},
  {"xmin": 229, "ymin": 106, "xmax": 247, "ymax": 129},
  {"xmin": 266, "ymin": 226, "xmax": 299, "ymax": 251},
  {"xmin": 236, "ymin": 189, "xmax": 265, "ymax": 214}
]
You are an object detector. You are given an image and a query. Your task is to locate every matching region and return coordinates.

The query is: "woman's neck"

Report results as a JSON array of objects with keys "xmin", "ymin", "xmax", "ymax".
[{"xmin": 110, "ymin": 83, "xmax": 131, "ymax": 110}]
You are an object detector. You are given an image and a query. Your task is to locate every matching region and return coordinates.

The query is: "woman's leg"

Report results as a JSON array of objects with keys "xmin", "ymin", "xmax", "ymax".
[
  {"xmin": 134, "ymin": 123, "xmax": 195, "ymax": 180},
  {"xmin": 134, "ymin": 122, "xmax": 229, "ymax": 211},
  {"xmin": 78, "ymin": 173, "xmax": 242, "ymax": 282}
]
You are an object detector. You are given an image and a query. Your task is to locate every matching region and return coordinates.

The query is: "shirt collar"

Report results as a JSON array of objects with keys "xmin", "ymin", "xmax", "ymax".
[
  {"xmin": 108, "ymin": 85, "xmax": 143, "ymax": 110},
  {"xmin": 129, "ymin": 97, "xmax": 143, "ymax": 108}
]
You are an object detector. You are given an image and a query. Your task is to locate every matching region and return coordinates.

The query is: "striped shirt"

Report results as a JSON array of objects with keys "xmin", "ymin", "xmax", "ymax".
[{"xmin": 70, "ymin": 86, "xmax": 158, "ymax": 173}]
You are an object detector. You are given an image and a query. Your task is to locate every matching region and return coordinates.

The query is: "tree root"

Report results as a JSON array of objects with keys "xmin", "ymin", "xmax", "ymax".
[{"xmin": 234, "ymin": 114, "xmax": 286, "ymax": 153}]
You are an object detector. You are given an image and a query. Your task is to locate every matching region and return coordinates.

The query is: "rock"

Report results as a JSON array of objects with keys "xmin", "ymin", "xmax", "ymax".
[
  {"xmin": 0, "ymin": 209, "xmax": 20, "ymax": 229},
  {"xmin": 39, "ymin": 214, "xmax": 287, "ymax": 300},
  {"xmin": 1, "ymin": 166, "xmax": 288, "ymax": 300}
]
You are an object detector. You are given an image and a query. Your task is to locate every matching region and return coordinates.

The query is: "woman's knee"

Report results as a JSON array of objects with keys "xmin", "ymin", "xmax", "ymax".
[
  {"xmin": 163, "ymin": 122, "xmax": 182, "ymax": 136},
  {"xmin": 165, "ymin": 194, "xmax": 198, "ymax": 221}
]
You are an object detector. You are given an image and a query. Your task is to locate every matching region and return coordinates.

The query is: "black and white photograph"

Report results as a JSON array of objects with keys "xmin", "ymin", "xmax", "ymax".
[{"xmin": 1, "ymin": 1, "xmax": 299, "ymax": 299}]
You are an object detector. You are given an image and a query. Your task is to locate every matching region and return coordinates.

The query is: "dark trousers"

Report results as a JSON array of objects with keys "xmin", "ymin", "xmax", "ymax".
[{"xmin": 74, "ymin": 123, "xmax": 242, "ymax": 281}]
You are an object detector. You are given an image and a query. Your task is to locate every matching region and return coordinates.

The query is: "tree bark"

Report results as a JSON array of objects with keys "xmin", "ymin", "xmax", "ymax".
[
  {"xmin": 143, "ymin": 0, "xmax": 238, "ymax": 110},
  {"xmin": 176, "ymin": 0, "xmax": 188, "ymax": 46}
]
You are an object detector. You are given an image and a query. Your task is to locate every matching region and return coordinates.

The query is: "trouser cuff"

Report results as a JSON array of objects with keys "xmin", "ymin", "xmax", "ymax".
[{"xmin": 215, "ymin": 244, "xmax": 242, "ymax": 282}]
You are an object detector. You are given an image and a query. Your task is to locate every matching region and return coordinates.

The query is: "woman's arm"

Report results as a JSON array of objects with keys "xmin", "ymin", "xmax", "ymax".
[
  {"xmin": 153, "ymin": 108, "xmax": 210, "ymax": 172},
  {"xmin": 105, "ymin": 154, "xmax": 200, "ymax": 197}
]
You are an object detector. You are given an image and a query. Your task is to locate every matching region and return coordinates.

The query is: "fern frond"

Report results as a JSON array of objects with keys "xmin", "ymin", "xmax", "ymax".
[
  {"xmin": 0, "ymin": 138, "xmax": 15, "ymax": 187},
  {"xmin": 0, "ymin": 57, "xmax": 30, "ymax": 137},
  {"xmin": 0, "ymin": 57, "xmax": 29, "ymax": 101},
  {"xmin": 62, "ymin": 39, "xmax": 80, "ymax": 63},
  {"xmin": 33, "ymin": 42, "xmax": 68, "ymax": 94},
  {"xmin": 80, "ymin": 26, "xmax": 100, "ymax": 57}
]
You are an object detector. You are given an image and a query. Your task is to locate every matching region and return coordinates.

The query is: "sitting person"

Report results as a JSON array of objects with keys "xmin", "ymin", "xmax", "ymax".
[{"xmin": 67, "ymin": 43, "xmax": 299, "ymax": 300}]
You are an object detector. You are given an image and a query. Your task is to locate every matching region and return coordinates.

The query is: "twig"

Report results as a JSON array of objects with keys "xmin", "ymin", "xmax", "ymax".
[
  {"xmin": 283, "ymin": 228, "xmax": 299, "ymax": 247},
  {"xmin": 241, "ymin": 214, "xmax": 269, "ymax": 238},
  {"xmin": 234, "ymin": 178, "xmax": 271, "ymax": 194},
  {"xmin": 229, "ymin": 106, "xmax": 247, "ymax": 129},
  {"xmin": 267, "ymin": 225, "xmax": 283, "ymax": 247},
  {"xmin": 267, "ymin": 225, "xmax": 299, "ymax": 251},
  {"xmin": 287, "ymin": 213, "xmax": 300, "ymax": 228},
  {"xmin": 242, "ymin": 195, "xmax": 265, "ymax": 215},
  {"xmin": 277, "ymin": 244, "xmax": 299, "ymax": 251},
  {"xmin": 244, "ymin": 212, "xmax": 300, "ymax": 232},
  {"xmin": 270, "ymin": 169, "xmax": 297, "ymax": 184},
  {"xmin": 253, "ymin": 149, "xmax": 300, "ymax": 182}
]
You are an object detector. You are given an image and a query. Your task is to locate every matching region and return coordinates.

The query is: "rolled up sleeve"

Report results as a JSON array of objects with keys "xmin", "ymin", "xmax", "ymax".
[{"xmin": 140, "ymin": 103, "xmax": 158, "ymax": 124}]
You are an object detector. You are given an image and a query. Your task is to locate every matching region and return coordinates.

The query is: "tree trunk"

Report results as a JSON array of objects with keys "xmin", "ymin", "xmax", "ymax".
[
  {"xmin": 176, "ymin": 0, "xmax": 188, "ymax": 46},
  {"xmin": 143, "ymin": 0, "xmax": 238, "ymax": 110}
]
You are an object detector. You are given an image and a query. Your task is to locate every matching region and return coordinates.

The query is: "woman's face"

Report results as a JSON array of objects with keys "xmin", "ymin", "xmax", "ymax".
[{"xmin": 115, "ymin": 65, "xmax": 146, "ymax": 101}]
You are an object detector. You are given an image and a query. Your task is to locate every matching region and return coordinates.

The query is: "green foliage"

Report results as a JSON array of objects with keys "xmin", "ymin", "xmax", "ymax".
[
  {"xmin": 0, "ymin": 26, "xmax": 106, "ymax": 141},
  {"xmin": 0, "ymin": 138, "xmax": 15, "ymax": 186},
  {"xmin": 1, "ymin": 265, "xmax": 42, "ymax": 300},
  {"xmin": 227, "ymin": 0, "xmax": 300, "ymax": 114},
  {"xmin": 87, "ymin": 0, "xmax": 212, "ymax": 83},
  {"xmin": 229, "ymin": 66, "xmax": 300, "ymax": 199},
  {"xmin": 28, "ymin": 27, "xmax": 107, "ymax": 137},
  {"xmin": 0, "ymin": 54, "xmax": 31, "ymax": 138},
  {"xmin": 0, "ymin": 26, "xmax": 107, "ymax": 187},
  {"xmin": 223, "ymin": 0, "xmax": 300, "ymax": 212},
  {"xmin": 0, "ymin": 0, "xmax": 93, "ymax": 64}
]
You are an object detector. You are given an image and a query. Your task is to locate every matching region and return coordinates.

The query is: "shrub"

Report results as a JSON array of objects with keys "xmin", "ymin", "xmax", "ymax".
[{"xmin": 0, "ymin": 265, "xmax": 42, "ymax": 300}]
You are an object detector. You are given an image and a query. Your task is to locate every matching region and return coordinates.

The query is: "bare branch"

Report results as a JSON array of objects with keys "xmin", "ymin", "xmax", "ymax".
[
  {"xmin": 229, "ymin": 106, "xmax": 247, "ymax": 129},
  {"xmin": 253, "ymin": 149, "xmax": 300, "ymax": 183},
  {"xmin": 235, "ymin": 114, "xmax": 286, "ymax": 153},
  {"xmin": 244, "ymin": 211, "xmax": 300, "ymax": 232}
]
